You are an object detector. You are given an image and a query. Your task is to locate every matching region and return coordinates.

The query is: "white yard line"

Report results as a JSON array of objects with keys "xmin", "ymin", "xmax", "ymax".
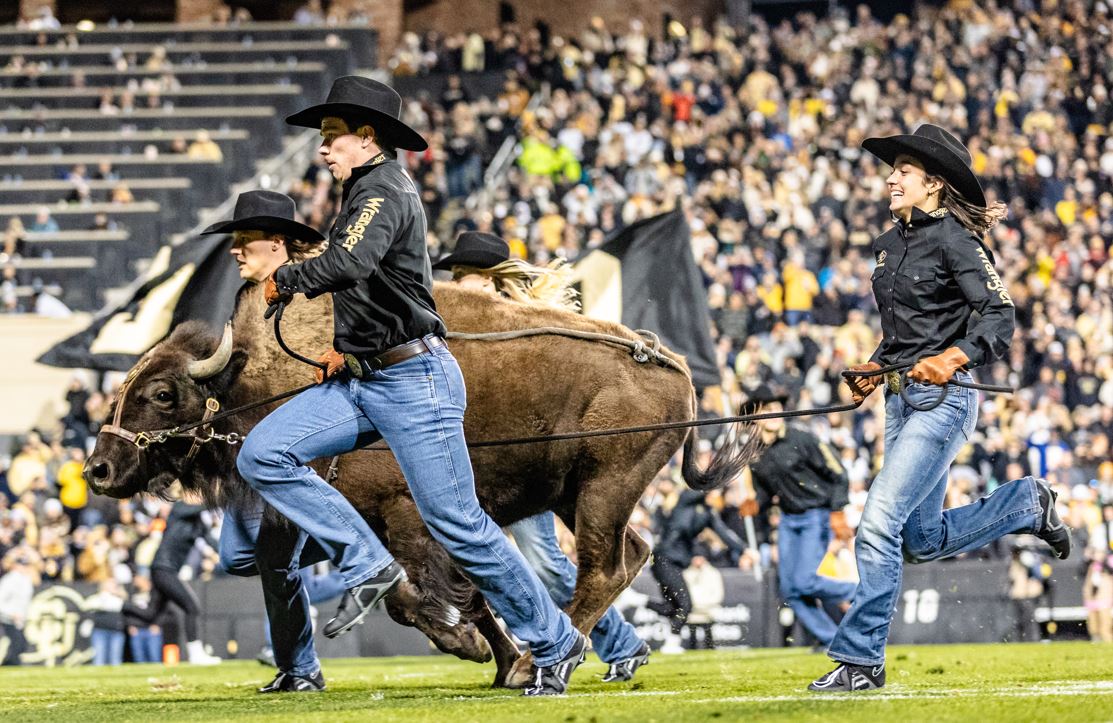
[{"xmin": 558, "ymin": 680, "xmax": 1113, "ymax": 704}]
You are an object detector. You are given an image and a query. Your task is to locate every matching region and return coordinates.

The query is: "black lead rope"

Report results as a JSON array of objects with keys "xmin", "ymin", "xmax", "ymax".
[
  {"xmin": 266, "ymin": 301, "xmax": 327, "ymax": 373},
  {"xmin": 162, "ymin": 307, "xmax": 1016, "ymax": 449}
]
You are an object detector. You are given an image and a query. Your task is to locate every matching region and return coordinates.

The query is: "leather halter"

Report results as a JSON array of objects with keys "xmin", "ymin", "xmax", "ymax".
[{"xmin": 98, "ymin": 357, "xmax": 239, "ymax": 484}]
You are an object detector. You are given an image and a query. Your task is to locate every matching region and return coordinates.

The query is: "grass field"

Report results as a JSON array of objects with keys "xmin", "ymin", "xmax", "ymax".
[{"xmin": 1, "ymin": 642, "xmax": 1111, "ymax": 722}]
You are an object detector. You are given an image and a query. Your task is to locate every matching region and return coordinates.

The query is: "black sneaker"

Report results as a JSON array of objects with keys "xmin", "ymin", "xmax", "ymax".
[
  {"xmin": 258, "ymin": 669, "xmax": 326, "ymax": 693},
  {"xmin": 1034, "ymin": 478, "xmax": 1072, "ymax": 560},
  {"xmin": 322, "ymin": 561, "xmax": 407, "ymax": 639},
  {"xmin": 522, "ymin": 631, "xmax": 588, "ymax": 696},
  {"xmin": 808, "ymin": 662, "xmax": 885, "ymax": 692},
  {"xmin": 602, "ymin": 642, "xmax": 650, "ymax": 682}
]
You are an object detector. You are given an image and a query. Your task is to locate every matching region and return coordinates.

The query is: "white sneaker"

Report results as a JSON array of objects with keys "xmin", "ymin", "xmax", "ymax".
[
  {"xmin": 186, "ymin": 639, "xmax": 221, "ymax": 665},
  {"xmin": 659, "ymin": 633, "xmax": 685, "ymax": 655},
  {"xmin": 616, "ymin": 588, "xmax": 650, "ymax": 609}
]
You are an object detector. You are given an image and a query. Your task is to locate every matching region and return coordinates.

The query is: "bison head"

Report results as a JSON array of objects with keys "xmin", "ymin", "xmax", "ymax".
[{"xmin": 84, "ymin": 322, "xmax": 248, "ymax": 500}]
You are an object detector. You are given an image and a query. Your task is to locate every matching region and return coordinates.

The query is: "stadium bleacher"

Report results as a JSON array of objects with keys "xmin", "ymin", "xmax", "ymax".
[{"xmin": 0, "ymin": 21, "xmax": 375, "ymax": 311}]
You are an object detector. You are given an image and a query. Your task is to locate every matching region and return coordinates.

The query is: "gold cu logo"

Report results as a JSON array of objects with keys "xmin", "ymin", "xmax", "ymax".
[{"xmin": 17, "ymin": 587, "xmax": 94, "ymax": 667}]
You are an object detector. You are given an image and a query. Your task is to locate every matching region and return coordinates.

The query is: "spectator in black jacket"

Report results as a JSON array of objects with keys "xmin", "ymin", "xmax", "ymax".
[
  {"xmin": 742, "ymin": 384, "xmax": 856, "ymax": 650},
  {"xmin": 649, "ymin": 475, "xmax": 745, "ymax": 654}
]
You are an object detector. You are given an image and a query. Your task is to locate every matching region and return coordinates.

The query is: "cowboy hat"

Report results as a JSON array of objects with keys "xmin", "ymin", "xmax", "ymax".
[
  {"xmin": 862, "ymin": 124, "xmax": 986, "ymax": 208},
  {"xmin": 286, "ymin": 75, "xmax": 428, "ymax": 152},
  {"xmin": 432, "ymin": 231, "xmax": 510, "ymax": 271},
  {"xmin": 740, "ymin": 383, "xmax": 790, "ymax": 416},
  {"xmin": 200, "ymin": 190, "xmax": 324, "ymax": 244}
]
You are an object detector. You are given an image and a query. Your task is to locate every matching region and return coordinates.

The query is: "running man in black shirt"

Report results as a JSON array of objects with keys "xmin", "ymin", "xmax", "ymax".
[
  {"xmin": 743, "ymin": 384, "xmax": 855, "ymax": 649},
  {"xmin": 128, "ymin": 500, "xmax": 221, "ymax": 664}
]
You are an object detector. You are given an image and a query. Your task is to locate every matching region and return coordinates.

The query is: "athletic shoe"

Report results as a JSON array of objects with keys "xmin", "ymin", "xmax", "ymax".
[
  {"xmin": 659, "ymin": 633, "xmax": 685, "ymax": 655},
  {"xmin": 522, "ymin": 631, "xmax": 588, "ymax": 696},
  {"xmin": 808, "ymin": 662, "xmax": 885, "ymax": 692},
  {"xmin": 1033, "ymin": 478, "xmax": 1072, "ymax": 560},
  {"xmin": 602, "ymin": 643, "xmax": 650, "ymax": 682},
  {"xmin": 322, "ymin": 561, "xmax": 407, "ymax": 639},
  {"xmin": 185, "ymin": 639, "xmax": 221, "ymax": 665},
  {"xmin": 258, "ymin": 669, "xmax": 326, "ymax": 693},
  {"xmin": 256, "ymin": 646, "xmax": 276, "ymax": 667}
]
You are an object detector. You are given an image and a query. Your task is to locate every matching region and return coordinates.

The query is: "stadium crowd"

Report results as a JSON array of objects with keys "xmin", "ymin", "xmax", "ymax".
[{"xmin": 3, "ymin": 0, "xmax": 1113, "ymax": 662}]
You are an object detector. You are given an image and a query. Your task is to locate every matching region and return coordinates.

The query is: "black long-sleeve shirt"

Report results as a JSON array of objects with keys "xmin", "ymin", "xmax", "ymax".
[
  {"xmin": 750, "ymin": 426, "xmax": 848, "ymax": 515},
  {"xmin": 653, "ymin": 489, "xmax": 747, "ymax": 567},
  {"xmin": 151, "ymin": 502, "xmax": 213, "ymax": 572},
  {"xmin": 867, "ymin": 207, "xmax": 1015, "ymax": 368},
  {"xmin": 273, "ymin": 154, "xmax": 446, "ymax": 356}
]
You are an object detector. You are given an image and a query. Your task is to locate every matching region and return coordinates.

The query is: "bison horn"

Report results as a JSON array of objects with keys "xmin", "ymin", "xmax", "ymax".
[{"xmin": 187, "ymin": 323, "xmax": 234, "ymax": 380}]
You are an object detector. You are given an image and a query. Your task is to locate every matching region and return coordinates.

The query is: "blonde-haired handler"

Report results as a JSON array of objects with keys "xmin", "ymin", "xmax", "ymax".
[
  {"xmin": 810, "ymin": 125, "xmax": 1071, "ymax": 693},
  {"xmin": 241, "ymin": 76, "xmax": 586, "ymax": 696}
]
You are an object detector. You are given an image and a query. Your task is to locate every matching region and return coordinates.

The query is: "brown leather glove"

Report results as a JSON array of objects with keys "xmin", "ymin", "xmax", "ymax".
[
  {"xmin": 844, "ymin": 361, "xmax": 882, "ymax": 403},
  {"xmin": 908, "ymin": 346, "xmax": 969, "ymax": 386},
  {"xmin": 830, "ymin": 510, "xmax": 853, "ymax": 541},
  {"xmin": 739, "ymin": 498, "xmax": 760, "ymax": 518},
  {"xmin": 314, "ymin": 349, "xmax": 346, "ymax": 384},
  {"xmin": 263, "ymin": 272, "xmax": 291, "ymax": 307}
]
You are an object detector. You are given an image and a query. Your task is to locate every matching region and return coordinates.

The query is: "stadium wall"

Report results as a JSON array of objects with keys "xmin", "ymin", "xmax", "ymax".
[{"xmin": 3, "ymin": 560, "xmax": 1082, "ymax": 666}]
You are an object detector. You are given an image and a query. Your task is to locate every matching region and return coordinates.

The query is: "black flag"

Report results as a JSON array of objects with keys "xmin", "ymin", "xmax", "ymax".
[
  {"xmin": 574, "ymin": 209, "xmax": 720, "ymax": 389},
  {"xmin": 37, "ymin": 235, "xmax": 242, "ymax": 371}
]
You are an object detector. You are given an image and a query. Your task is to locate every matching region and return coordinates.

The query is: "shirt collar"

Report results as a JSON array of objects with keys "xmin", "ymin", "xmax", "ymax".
[
  {"xmin": 342, "ymin": 152, "xmax": 392, "ymax": 191},
  {"xmin": 897, "ymin": 206, "xmax": 949, "ymax": 231}
]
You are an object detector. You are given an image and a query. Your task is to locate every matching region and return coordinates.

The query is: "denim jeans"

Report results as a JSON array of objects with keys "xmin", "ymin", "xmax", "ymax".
[
  {"xmin": 219, "ymin": 501, "xmax": 330, "ymax": 677},
  {"xmin": 778, "ymin": 508, "xmax": 857, "ymax": 646},
  {"xmin": 508, "ymin": 512, "xmax": 644, "ymax": 663},
  {"xmin": 237, "ymin": 340, "xmax": 578, "ymax": 666},
  {"xmin": 91, "ymin": 628, "xmax": 125, "ymax": 665},
  {"xmin": 128, "ymin": 627, "xmax": 163, "ymax": 663},
  {"xmin": 828, "ymin": 373, "xmax": 1041, "ymax": 665}
]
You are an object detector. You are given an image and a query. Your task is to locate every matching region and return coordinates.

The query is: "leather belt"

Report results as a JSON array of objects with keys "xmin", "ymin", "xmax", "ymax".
[
  {"xmin": 884, "ymin": 371, "xmax": 901, "ymax": 394},
  {"xmin": 343, "ymin": 336, "xmax": 445, "ymax": 379}
]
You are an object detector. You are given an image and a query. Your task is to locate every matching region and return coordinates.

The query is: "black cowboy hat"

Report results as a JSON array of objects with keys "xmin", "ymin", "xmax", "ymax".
[
  {"xmin": 286, "ymin": 75, "xmax": 428, "ymax": 152},
  {"xmin": 432, "ymin": 231, "xmax": 510, "ymax": 271},
  {"xmin": 740, "ymin": 383, "xmax": 790, "ymax": 416},
  {"xmin": 862, "ymin": 124, "xmax": 986, "ymax": 208},
  {"xmin": 200, "ymin": 190, "xmax": 325, "ymax": 244}
]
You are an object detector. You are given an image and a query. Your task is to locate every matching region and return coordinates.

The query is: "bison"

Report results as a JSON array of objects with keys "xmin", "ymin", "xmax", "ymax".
[{"xmin": 84, "ymin": 280, "xmax": 756, "ymax": 686}]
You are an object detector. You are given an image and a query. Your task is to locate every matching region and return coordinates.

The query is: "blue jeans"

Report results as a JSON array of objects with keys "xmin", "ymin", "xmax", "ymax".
[
  {"xmin": 508, "ymin": 512, "xmax": 645, "ymax": 663},
  {"xmin": 91, "ymin": 629, "xmax": 125, "ymax": 665},
  {"xmin": 778, "ymin": 508, "xmax": 856, "ymax": 646},
  {"xmin": 828, "ymin": 374, "xmax": 1042, "ymax": 665},
  {"xmin": 128, "ymin": 627, "xmax": 163, "ymax": 663},
  {"xmin": 236, "ymin": 340, "xmax": 578, "ymax": 666},
  {"xmin": 219, "ymin": 501, "xmax": 332, "ymax": 677}
]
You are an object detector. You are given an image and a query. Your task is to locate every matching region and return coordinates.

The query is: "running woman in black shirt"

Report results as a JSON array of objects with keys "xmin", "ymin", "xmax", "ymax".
[{"xmin": 809, "ymin": 125, "xmax": 1071, "ymax": 693}]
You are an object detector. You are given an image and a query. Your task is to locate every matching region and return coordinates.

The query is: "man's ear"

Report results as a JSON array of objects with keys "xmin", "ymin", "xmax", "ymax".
[{"xmin": 357, "ymin": 124, "xmax": 376, "ymax": 148}]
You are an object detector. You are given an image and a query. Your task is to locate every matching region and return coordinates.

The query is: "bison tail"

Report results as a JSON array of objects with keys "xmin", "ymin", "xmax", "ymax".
[{"xmin": 680, "ymin": 423, "xmax": 763, "ymax": 491}]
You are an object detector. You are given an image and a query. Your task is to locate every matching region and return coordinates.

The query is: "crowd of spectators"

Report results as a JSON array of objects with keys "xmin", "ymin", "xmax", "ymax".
[
  {"xmin": 384, "ymin": 2, "xmax": 1113, "ymax": 639},
  {"xmin": 3, "ymin": 0, "xmax": 1113, "ymax": 658}
]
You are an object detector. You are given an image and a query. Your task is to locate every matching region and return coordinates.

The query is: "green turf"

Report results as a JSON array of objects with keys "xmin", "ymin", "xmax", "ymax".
[{"xmin": 1, "ymin": 642, "xmax": 1110, "ymax": 722}]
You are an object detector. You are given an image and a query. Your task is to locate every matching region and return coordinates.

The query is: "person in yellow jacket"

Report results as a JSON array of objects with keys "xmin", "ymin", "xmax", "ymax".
[
  {"xmin": 56, "ymin": 447, "xmax": 88, "ymax": 529},
  {"xmin": 782, "ymin": 252, "xmax": 819, "ymax": 325}
]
